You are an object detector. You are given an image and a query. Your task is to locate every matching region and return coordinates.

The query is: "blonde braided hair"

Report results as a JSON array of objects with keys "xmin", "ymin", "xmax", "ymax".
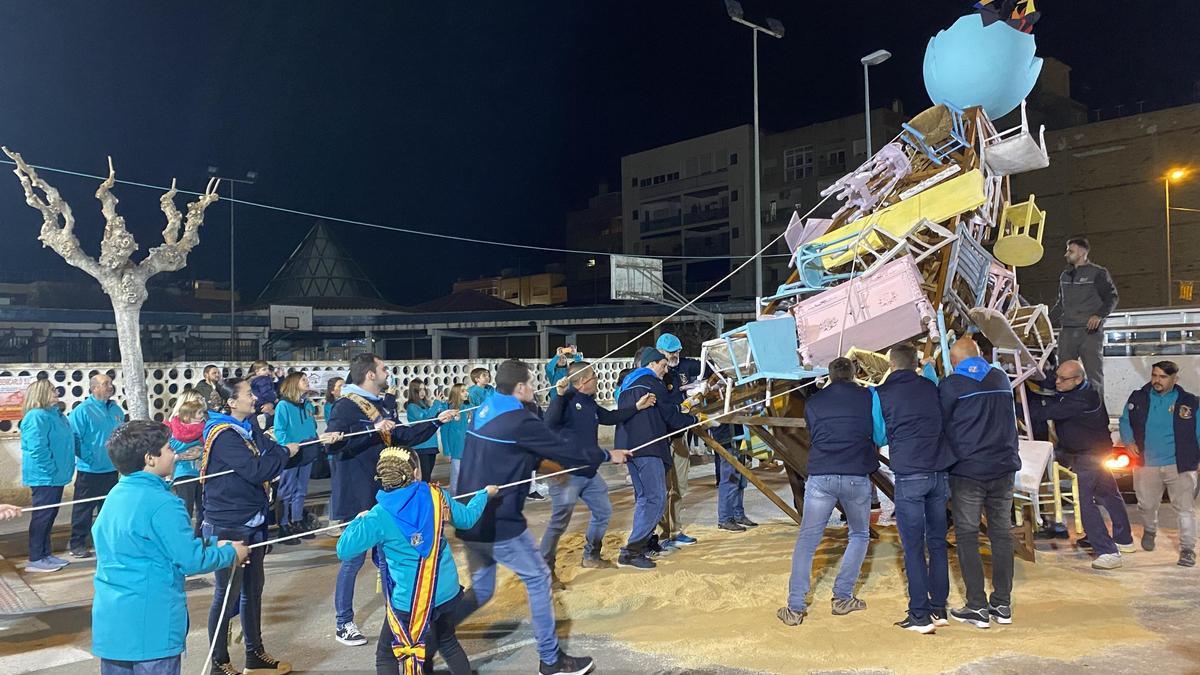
[{"xmin": 376, "ymin": 447, "xmax": 419, "ymax": 490}]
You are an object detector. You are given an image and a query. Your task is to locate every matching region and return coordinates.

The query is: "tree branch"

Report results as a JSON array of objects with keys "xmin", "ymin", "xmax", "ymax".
[
  {"xmin": 1, "ymin": 146, "xmax": 102, "ymax": 279},
  {"xmin": 140, "ymin": 175, "xmax": 220, "ymax": 275},
  {"xmin": 95, "ymin": 156, "xmax": 139, "ymax": 271}
]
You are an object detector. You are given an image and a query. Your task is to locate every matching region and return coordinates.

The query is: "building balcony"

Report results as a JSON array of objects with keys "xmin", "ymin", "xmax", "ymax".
[
  {"xmin": 682, "ymin": 206, "xmax": 729, "ymax": 225},
  {"xmin": 641, "ymin": 213, "xmax": 683, "ymax": 233}
]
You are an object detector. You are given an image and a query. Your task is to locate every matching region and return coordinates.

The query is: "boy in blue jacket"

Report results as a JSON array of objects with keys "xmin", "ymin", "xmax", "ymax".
[
  {"xmin": 454, "ymin": 359, "xmax": 608, "ymax": 675},
  {"xmin": 467, "ymin": 368, "xmax": 495, "ymax": 409},
  {"xmin": 92, "ymin": 420, "xmax": 247, "ymax": 675},
  {"xmin": 544, "ymin": 345, "xmax": 583, "ymax": 401},
  {"xmin": 338, "ymin": 447, "xmax": 497, "ymax": 675},
  {"xmin": 615, "ymin": 349, "xmax": 699, "ymax": 570}
]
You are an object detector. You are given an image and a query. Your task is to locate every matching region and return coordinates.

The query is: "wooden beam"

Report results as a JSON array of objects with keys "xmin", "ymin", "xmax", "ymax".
[
  {"xmin": 723, "ymin": 415, "xmax": 807, "ymax": 428},
  {"xmin": 697, "ymin": 430, "xmax": 801, "ymax": 526}
]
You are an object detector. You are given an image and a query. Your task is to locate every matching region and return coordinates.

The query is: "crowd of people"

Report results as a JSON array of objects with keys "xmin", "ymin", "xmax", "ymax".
[{"xmin": 6, "ymin": 319, "xmax": 1198, "ymax": 674}]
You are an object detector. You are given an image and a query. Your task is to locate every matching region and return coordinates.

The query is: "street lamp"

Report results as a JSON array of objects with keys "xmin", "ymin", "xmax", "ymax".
[
  {"xmin": 725, "ymin": 0, "xmax": 784, "ymax": 303},
  {"xmin": 860, "ymin": 49, "xmax": 892, "ymax": 157},
  {"xmin": 207, "ymin": 167, "xmax": 257, "ymax": 361},
  {"xmin": 1165, "ymin": 167, "xmax": 1191, "ymax": 306}
]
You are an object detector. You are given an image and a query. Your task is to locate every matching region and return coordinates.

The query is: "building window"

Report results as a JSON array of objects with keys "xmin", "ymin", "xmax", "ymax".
[
  {"xmin": 653, "ymin": 174, "xmax": 666, "ymax": 185},
  {"xmin": 730, "ymin": 152, "xmax": 739, "ymax": 165},
  {"xmin": 668, "ymin": 171, "xmax": 679, "ymax": 181},
  {"xmin": 632, "ymin": 209, "xmax": 639, "ymax": 221},
  {"xmin": 825, "ymin": 149, "xmax": 846, "ymax": 168},
  {"xmin": 732, "ymin": 227, "xmax": 740, "ymax": 239},
  {"xmin": 731, "ymin": 190, "xmax": 739, "ymax": 202},
  {"xmin": 640, "ymin": 178, "xmax": 651, "ymax": 188},
  {"xmin": 784, "ymin": 145, "xmax": 814, "ymax": 181},
  {"xmin": 631, "ymin": 177, "xmax": 638, "ymax": 188},
  {"xmin": 852, "ymin": 138, "xmax": 867, "ymax": 157}
]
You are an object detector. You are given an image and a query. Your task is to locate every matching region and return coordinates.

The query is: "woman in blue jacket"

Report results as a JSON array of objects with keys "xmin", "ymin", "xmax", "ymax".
[
  {"xmin": 405, "ymin": 378, "xmax": 448, "ymax": 483},
  {"xmin": 92, "ymin": 419, "xmax": 244, "ymax": 674},
  {"xmin": 337, "ymin": 447, "xmax": 494, "ymax": 675},
  {"xmin": 20, "ymin": 379, "xmax": 74, "ymax": 573},
  {"xmin": 441, "ymin": 383, "xmax": 469, "ymax": 493},
  {"xmin": 274, "ymin": 372, "xmax": 339, "ymax": 542}
]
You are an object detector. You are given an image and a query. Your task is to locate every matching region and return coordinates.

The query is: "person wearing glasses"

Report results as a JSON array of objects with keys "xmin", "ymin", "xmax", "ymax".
[{"xmin": 1029, "ymin": 360, "xmax": 1134, "ymax": 570}]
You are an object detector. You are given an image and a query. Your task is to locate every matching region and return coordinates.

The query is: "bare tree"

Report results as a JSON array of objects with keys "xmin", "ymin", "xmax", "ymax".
[{"xmin": 3, "ymin": 148, "xmax": 220, "ymax": 419}]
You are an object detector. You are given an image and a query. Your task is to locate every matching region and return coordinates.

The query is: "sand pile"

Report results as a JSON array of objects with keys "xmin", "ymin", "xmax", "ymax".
[{"xmin": 457, "ymin": 524, "xmax": 1160, "ymax": 674}]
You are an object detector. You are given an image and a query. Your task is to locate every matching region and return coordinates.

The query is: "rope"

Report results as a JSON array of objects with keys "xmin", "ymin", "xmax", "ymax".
[
  {"xmin": 0, "ymin": 158, "xmax": 789, "ymax": 262},
  {"xmin": 18, "ymin": 469, "xmax": 237, "ymax": 513}
]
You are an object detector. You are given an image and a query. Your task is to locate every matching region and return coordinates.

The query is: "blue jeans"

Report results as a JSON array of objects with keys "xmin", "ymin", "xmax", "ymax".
[
  {"xmin": 893, "ymin": 471, "xmax": 950, "ymax": 622},
  {"xmin": 1068, "ymin": 452, "xmax": 1133, "ymax": 555},
  {"xmin": 786, "ymin": 474, "xmax": 872, "ymax": 613},
  {"xmin": 203, "ymin": 523, "xmax": 267, "ymax": 664},
  {"xmin": 623, "ymin": 456, "xmax": 667, "ymax": 554},
  {"xmin": 277, "ymin": 463, "xmax": 312, "ymax": 526},
  {"xmin": 335, "ymin": 551, "xmax": 365, "ymax": 628},
  {"xmin": 449, "ymin": 458, "xmax": 461, "ymax": 495},
  {"xmin": 100, "ymin": 655, "xmax": 181, "ymax": 675},
  {"xmin": 716, "ymin": 452, "xmax": 747, "ymax": 523},
  {"xmin": 540, "ymin": 473, "xmax": 613, "ymax": 565},
  {"xmin": 28, "ymin": 485, "xmax": 64, "ymax": 561},
  {"xmin": 456, "ymin": 530, "xmax": 559, "ymax": 664}
]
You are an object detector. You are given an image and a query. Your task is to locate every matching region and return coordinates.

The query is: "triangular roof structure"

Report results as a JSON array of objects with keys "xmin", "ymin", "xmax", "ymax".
[{"xmin": 255, "ymin": 221, "xmax": 393, "ymax": 309}]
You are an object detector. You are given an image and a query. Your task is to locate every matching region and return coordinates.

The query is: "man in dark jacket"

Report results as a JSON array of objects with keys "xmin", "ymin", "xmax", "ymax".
[
  {"xmin": 871, "ymin": 344, "xmax": 954, "ymax": 633},
  {"xmin": 1118, "ymin": 360, "xmax": 1199, "ymax": 567},
  {"xmin": 325, "ymin": 353, "xmax": 456, "ymax": 648},
  {"xmin": 201, "ymin": 377, "xmax": 301, "ymax": 674},
  {"xmin": 615, "ymin": 349, "xmax": 699, "ymax": 570},
  {"xmin": 1049, "ymin": 237, "xmax": 1118, "ymax": 398},
  {"xmin": 655, "ymin": 332, "xmax": 704, "ymax": 549},
  {"xmin": 540, "ymin": 362, "xmax": 649, "ymax": 581},
  {"xmin": 1030, "ymin": 360, "xmax": 1134, "ymax": 570},
  {"xmin": 778, "ymin": 357, "xmax": 878, "ymax": 627},
  {"xmin": 193, "ymin": 364, "xmax": 224, "ymax": 412},
  {"xmin": 939, "ymin": 338, "xmax": 1021, "ymax": 629},
  {"xmin": 454, "ymin": 359, "xmax": 604, "ymax": 675}
]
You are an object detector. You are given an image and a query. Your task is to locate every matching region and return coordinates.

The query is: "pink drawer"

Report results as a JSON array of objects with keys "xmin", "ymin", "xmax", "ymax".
[{"xmin": 790, "ymin": 255, "xmax": 936, "ymax": 367}]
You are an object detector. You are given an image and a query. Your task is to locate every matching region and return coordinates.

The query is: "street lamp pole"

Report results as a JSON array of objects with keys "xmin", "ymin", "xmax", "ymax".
[
  {"xmin": 860, "ymin": 50, "xmax": 892, "ymax": 156},
  {"xmin": 208, "ymin": 168, "xmax": 257, "ymax": 362},
  {"xmin": 726, "ymin": 1, "xmax": 784, "ymax": 303},
  {"xmin": 1166, "ymin": 176, "xmax": 1173, "ymax": 307}
]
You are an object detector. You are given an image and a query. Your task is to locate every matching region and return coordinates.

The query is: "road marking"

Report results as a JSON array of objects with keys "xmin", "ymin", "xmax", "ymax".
[
  {"xmin": 0, "ymin": 644, "xmax": 92, "ymax": 674},
  {"xmin": 467, "ymin": 637, "xmax": 537, "ymax": 661}
]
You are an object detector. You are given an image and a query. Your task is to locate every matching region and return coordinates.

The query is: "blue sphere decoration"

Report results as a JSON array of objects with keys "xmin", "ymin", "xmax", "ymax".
[{"xmin": 923, "ymin": 14, "xmax": 1042, "ymax": 119}]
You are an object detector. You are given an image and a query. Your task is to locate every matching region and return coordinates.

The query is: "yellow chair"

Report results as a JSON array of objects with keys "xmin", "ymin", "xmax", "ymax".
[{"xmin": 994, "ymin": 195, "xmax": 1046, "ymax": 267}]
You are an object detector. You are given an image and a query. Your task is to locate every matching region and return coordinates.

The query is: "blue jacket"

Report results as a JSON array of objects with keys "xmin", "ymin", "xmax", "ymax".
[
  {"xmin": 201, "ymin": 417, "xmax": 289, "ymax": 528},
  {"xmin": 21, "ymin": 406, "xmax": 75, "ymax": 487},
  {"xmin": 274, "ymin": 398, "xmax": 319, "ymax": 446},
  {"xmin": 1120, "ymin": 384, "xmax": 1200, "ymax": 472},
  {"xmin": 338, "ymin": 487, "xmax": 487, "ymax": 609},
  {"xmin": 91, "ymin": 471, "xmax": 236, "ymax": 661},
  {"xmin": 68, "ymin": 396, "xmax": 124, "ymax": 474},
  {"xmin": 615, "ymin": 369, "xmax": 697, "ymax": 466},
  {"xmin": 545, "ymin": 353, "xmax": 583, "ymax": 399},
  {"xmin": 250, "ymin": 375, "xmax": 278, "ymax": 413},
  {"xmin": 938, "ymin": 357, "xmax": 1021, "ymax": 481},
  {"xmin": 170, "ymin": 438, "xmax": 201, "ymax": 479},
  {"xmin": 871, "ymin": 370, "xmax": 953, "ymax": 475},
  {"xmin": 467, "ymin": 384, "xmax": 495, "ymax": 409},
  {"xmin": 1028, "ymin": 377, "xmax": 1111, "ymax": 455},
  {"xmin": 664, "ymin": 358, "xmax": 703, "ymax": 407},
  {"xmin": 405, "ymin": 400, "xmax": 448, "ymax": 453},
  {"xmin": 440, "ymin": 410, "xmax": 467, "ymax": 460},
  {"xmin": 326, "ymin": 388, "xmax": 439, "ymax": 520},
  {"xmin": 456, "ymin": 393, "xmax": 594, "ymax": 542},
  {"xmin": 805, "ymin": 381, "xmax": 880, "ymax": 476},
  {"xmin": 545, "ymin": 386, "xmax": 634, "ymax": 478}
]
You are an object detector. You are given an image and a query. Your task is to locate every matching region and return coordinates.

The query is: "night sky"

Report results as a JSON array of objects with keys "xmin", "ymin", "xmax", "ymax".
[{"xmin": 0, "ymin": 1, "xmax": 1197, "ymax": 305}]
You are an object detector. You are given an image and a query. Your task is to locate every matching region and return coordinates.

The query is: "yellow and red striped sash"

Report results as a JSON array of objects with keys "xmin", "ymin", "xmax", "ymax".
[
  {"xmin": 374, "ymin": 484, "xmax": 447, "ymax": 675},
  {"xmin": 200, "ymin": 423, "xmax": 271, "ymax": 496},
  {"xmin": 345, "ymin": 393, "xmax": 392, "ymax": 446}
]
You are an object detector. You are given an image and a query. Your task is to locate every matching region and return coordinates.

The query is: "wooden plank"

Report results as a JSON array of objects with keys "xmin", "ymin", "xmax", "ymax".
[
  {"xmin": 697, "ymin": 430, "xmax": 801, "ymax": 526},
  {"xmin": 724, "ymin": 415, "xmax": 807, "ymax": 428}
]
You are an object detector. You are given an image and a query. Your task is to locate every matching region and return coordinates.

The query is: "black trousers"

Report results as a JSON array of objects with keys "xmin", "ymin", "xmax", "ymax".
[
  {"xmin": 172, "ymin": 481, "xmax": 204, "ymax": 535},
  {"xmin": 204, "ymin": 523, "xmax": 268, "ymax": 664},
  {"xmin": 70, "ymin": 471, "xmax": 119, "ymax": 551},
  {"xmin": 417, "ymin": 453, "xmax": 437, "ymax": 485},
  {"xmin": 376, "ymin": 593, "xmax": 470, "ymax": 675}
]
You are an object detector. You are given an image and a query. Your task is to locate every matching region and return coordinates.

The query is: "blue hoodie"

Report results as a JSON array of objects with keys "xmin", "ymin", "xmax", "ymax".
[
  {"xmin": 21, "ymin": 406, "xmax": 75, "ymax": 487},
  {"xmin": 91, "ymin": 471, "xmax": 236, "ymax": 661}
]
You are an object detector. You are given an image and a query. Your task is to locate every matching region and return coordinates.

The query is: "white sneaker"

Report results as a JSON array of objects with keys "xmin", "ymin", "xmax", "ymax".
[
  {"xmin": 876, "ymin": 517, "xmax": 895, "ymax": 527},
  {"xmin": 1092, "ymin": 553, "xmax": 1123, "ymax": 570},
  {"xmin": 1116, "ymin": 542, "xmax": 1136, "ymax": 554}
]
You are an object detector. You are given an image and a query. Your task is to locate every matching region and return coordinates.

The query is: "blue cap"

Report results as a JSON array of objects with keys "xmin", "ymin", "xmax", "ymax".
[{"xmin": 656, "ymin": 333, "xmax": 682, "ymax": 353}]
